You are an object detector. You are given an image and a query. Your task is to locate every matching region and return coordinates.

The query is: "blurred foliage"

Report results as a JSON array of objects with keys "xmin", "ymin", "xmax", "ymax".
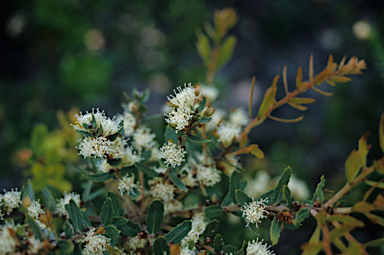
[{"xmin": 19, "ymin": 108, "xmax": 80, "ymax": 194}]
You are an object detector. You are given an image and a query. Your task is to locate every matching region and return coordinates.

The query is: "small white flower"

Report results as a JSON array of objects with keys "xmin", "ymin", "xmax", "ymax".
[
  {"xmin": 229, "ymin": 108, "xmax": 249, "ymax": 127},
  {"xmin": 167, "ymin": 83, "xmax": 197, "ymax": 109},
  {"xmin": 73, "ymin": 108, "xmax": 121, "ymax": 137},
  {"xmin": 218, "ymin": 153, "xmax": 241, "ymax": 176},
  {"xmin": 97, "ymin": 159, "xmax": 113, "ymax": 173},
  {"xmin": 0, "ymin": 221, "xmax": 19, "ymax": 254},
  {"xmin": 149, "ymin": 182, "xmax": 175, "ymax": 202},
  {"xmin": 158, "ymin": 141, "xmax": 187, "ymax": 168},
  {"xmin": 81, "ymin": 228, "xmax": 111, "ymax": 255},
  {"xmin": 152, "ymin": 166, "xmax": 168, "ymax": 175},
  {"xmin": 165, "ymin": 106, "xmax": 193, "ymax": 132},
  {"xmin": 246, "ymin": 239, "xmax": 275, "ymax": 255},
  {"xmin": 116, "ymin": 111, "xmax": 136, "ymax": 137},
  {"xmin": 2, "ymin": 188, "xmax": 22, "ymax": 215},
  {"xmin": 242, "ymin": 198, "xmax": 268, "ymax": 228},
  {"xmin": 121, "ymin": 146, "xmax": 142, "ymax": 167},
  {"xmin": 27, "ymin": 236, "xmax": 43, "ymax": 254},
  {"xmin": 164, "ymin": 199, "xmax": 183, "ymax": 215},
  {"xmin": 181, "ymin": 213, "xmax": 207, "ymax": 244},
  {"xmin": 180, "ymin": 246, "xmax": 197, "ymax": 255},
  {"xmin": 216, "ymin": 122, "xmax": 241, "ymax": 148},
  {"xmin": 244, "ymin": 171, "xmax": 271, "ymax": 199},
  {"xmin": 127, "ymin": 235, "xmax": 147, "ymax": 251},
  {"xmin": 180, "ymin": 165, "xmax": 198, "ymax": 188},
  {"xmin": 27, "ymin": 200, "xmax": 45, "ymax": 220},
  {"xmin": 56, "ymin": 192, "xmax": 81, "ymax": 217},
  {"xmin": 200, "ymin": 84, "xmax": 219, "ymax": 102},
  {"xmin": 77, "ymin": 136, "xmax": 114, "ymax": 158},
  {"xmin": 118, "ymin": 174, "xmax": 140, "ymax": 195},
  {"xmin": 205, "ymin": 108, "xmax": 225, "ymax": 131},
  {"xmin": 132, "ymin": 126, "xmax": 157, "ymax": 152},
  {"xmin": 196, "ymin": 165, "xmax": 221, "ymax": 187},
  {"xmin": 288, "ymin": 175, "xmax": 310, "ymax": 200}
]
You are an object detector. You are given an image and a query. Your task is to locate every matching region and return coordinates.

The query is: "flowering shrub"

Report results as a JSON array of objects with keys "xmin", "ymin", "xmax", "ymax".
[{"xmin": 2, "ymin": 8, "xmax": 384, "ymax": 255}]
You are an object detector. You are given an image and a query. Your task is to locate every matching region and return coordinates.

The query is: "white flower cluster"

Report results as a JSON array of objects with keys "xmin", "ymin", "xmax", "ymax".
[
  {"xmin": 165, "ymin": 83, "xmax": 199, "ymax": 133},
  {"xmin": 118, "ymin": 174, "xmax": 140, "ymax": 195},
  {"xmin": 56, "ymin": 192, "xmax": 81, "ymax": 217},
  {"xmin": 149, "ymin": 182, "xmax": 175, "ymax": 202},
  {"xmin": 0, "ymin": 221, "xmax": 19, "ymax": 254},
  {"xmin": 246, "ymin": 239, "xmax": 275, "ymax": 255},
  {"xmin": 27, "ymin": 200, "xmax": 46, "ymax": 227},
  {"xmin": 200, "ymin": 84, "xmax": 219, "ymax": 102},
  {"xmin": 127, "ymin": 235, "xmax": 147, "ymax": 251},
  {"xmin": 132, "ymin": 126, "xmax": 157, "ymax": 152},
  {"xmin": 73, "ymin": 108, "xmax": 121, "ymax": 137},
  {"xmin": 215, "ymin": 107, "xmax": 249, "ymax": 148},
  {"xmin": 158, "ymin": 141, "xmax": 187, "ymax": 168},
  {"xmin": 241, "ymin": 198, "xmax": 268, "ymax": 228},
  {"xmin": 116, "ymin": 111, "xmax": 136, "ymax": 137},
  {"xmin": 1, "ymin": 189, "xmax": 22, "ymax": 216},
  {"xmin": 181, "ymin": 213, "xmax": 207, "ymax": 244},
  {"xmin": 81, "ymin": 228, "xmax": 111, "ymax": 255}
]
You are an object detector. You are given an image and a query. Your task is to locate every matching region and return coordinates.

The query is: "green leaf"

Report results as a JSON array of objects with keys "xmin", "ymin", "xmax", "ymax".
[
  {"xmin": 146, "ymin": 200, "xmax": 164, "ymax": 234},
  {"xmin": 82, "ymin": 211, "xmax": 92, "ymax": 228},
  {"xmin": 141, "ymin": 89, "xmax": 150, "ymax": 103},
  {"xmin": 63, "ymin": 220, "xmax": 74, "ymax": 238},
  {"xmin": 65, "ymin": 200, "xmax": 84, "ymax": 232},
  {"xmin": 31, "ymin": 124, "xmax": 48, "ymax": 157},
  {"xmin": 165, "ymin": 126, "xmax": 178, "ymax": 145},
  {"xmin": 216, "ymin": 35, "xmax": 237, "ymax": 69},
  {"xmin": 202, "ymin": 219, "xmax": 219, "ymax": 238},
  {"xmin": 169, "ymin": 171, "xmax": 188, "ymax": 192},
  {"xmin": 165, "ymin": 220, "xmax": 192, "ymax": 244},
  {"xmin": 88, "ymin": 187, "xmax": 107, "ymax": 200},
  {"xmin": 213, "ymin": 234, "xmax": 224, "ymax": 253},
  {"xmin": 258, "ymin": 189, "xmax": 275, "ymax": 202},
  {"xmin": 223, "ymin": 245, "xmax": 238, "ymax": 255},
  {"xmin": 58, "ymin": 239, "xmax": 74, "ymax": 253},
  {"xmin": 345, "ymin": 150, "xmax": 363, "ymax": 182},
  {"xmin": 112, "ymin": 217, "xmax": 128, "ymax": 229},
  {"xmin": 76, "ymin": 129, "xmax": 94, "ymax": 137},
  {"xmin": 84, "ymin": 173, "xmax": 114, "ymax": 182},
  {"xmin": 204, "ymin": 205, "xmax": 223, "ymax": 219},
  {"xmin": 257, "ymin": 76, "xmax": 278, "ymax": 119},
  {"xmin": 365, "ymin": 237, "xmax": 384, "ymax": 247},
  {"xmin": 82, "ymin": 180, "xmax": 93, "ymax": 202},
  {"xmin": 129, "ymin": 190, "xmax": 141, "ymax": 200},
  {"xmin": 140, "ymin": 150, "xmax": 152, "ymax": 163},
  {"xmin": 121, "ymin": 221, "xmax": 142, "ymax": 237},
  {"xmin": 135, "ymin": 163, "xmax": 159, "ymax": 178},
  {"xmin": 248, "ymin": 224, "xmax": 259, "ymax": 236},
  {"xmin": 221, "ymin": 192, "xmax": 232, "ymax": 206},
  {"xmin": 196, "ymin": 30, "xmax": 211, "ymax": 67},
  {"xmin": 153, "ymin": 236, "xmax": 170, "ymax": 255},
  {"xmin": 186, "ymin": 135, "xmax": 211, "ymax": 143},
  {"xmin": 270, "ymin": 217, "xmax": 282, "ymax": 245},
  {"xmin": 26, "ymin": 216, "xmax": 43, "ymax": 241},
  {"xmin": 293, "ymin": 207, "xmax": 309, "ymax": 226},
  {"xmin": 236, "ymin": 241, "xmax": 247, "ymax": 255},
  {"xmin": 103, "ymin": 225, "xmax": 121, "ymax": 239},
  {"xmin": 42, "ymin": 187, "xmax": 56, "ymax": 212},
  {"xmin": 283, "ymin": 186, "xmax": 293, "ymax": 208},
  {"xmin": 273, "ymin": 167, "xmax": 292, "ymax": 204},
  {"xmin": 197, "ymin": 117, "xmax": 212, "ymax": 124},
  {"xmin": 198, "ymin": 96, "xmax": 207, "ymax": 113},
  {"xmin": 288, "ymin": 97, "xmax": 316, "ymax": 105},
  {"xmin": 236, "ymin": 190, "xmax": 252, "ymax": 207},
  {"xmin": 229, "ymin": 171, "xmax": 241, "ymax": 204},
  {"xmin": 107, "ymin": 158, "xmax": 123, "ymax": 167},
  {"xmin": 27, "ymin": 179, "xmax": 35, "ymax": 202},
  {"xmin": 312, "ymin": 175, "xmax": 326, "ymax": 204},
  {"xmin": 101, "ymin": 198, "xmax": 114, "ymax": 226},
  {"xmin": 108, "ymin": 192, "xmax": 123, "ymax": 217}
]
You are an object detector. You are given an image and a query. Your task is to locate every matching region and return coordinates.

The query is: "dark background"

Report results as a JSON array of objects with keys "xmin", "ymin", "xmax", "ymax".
[{"xmin": 1, "ymin": 0, "xmax": 384, "ymax": 253}]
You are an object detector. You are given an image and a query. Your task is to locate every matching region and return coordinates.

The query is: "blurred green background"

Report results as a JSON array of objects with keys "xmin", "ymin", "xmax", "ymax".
[{"xmin": 1, "ymin": 0, "xmax": 384, "ymax": 253}]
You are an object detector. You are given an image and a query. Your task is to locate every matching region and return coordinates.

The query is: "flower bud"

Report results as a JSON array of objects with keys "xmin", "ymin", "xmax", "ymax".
[
  {"xmin": 204, "ymin": 107, "xmax": 216, "ymax": 117},
  {"xmin": 194, "ymin": 84, "xmax": 201, "ymax": 97}
]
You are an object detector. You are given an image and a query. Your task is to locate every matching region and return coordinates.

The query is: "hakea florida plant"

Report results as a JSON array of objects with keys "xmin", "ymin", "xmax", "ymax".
[{"xmin": 2, "ymin": 7, "xmax": 384, "ymax": 255}]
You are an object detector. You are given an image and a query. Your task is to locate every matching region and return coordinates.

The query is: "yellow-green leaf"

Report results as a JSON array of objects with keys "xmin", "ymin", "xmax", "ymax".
[
  {"xmin": 301, "ymin": 241, "xmax": 323, "ymax": 255},
  {"xmin": 358, "ymin": 132, "xmax": 370, "ymax": 168},
  {"xmin": 289, "ymin": 97, "xmax": 316, "ymax": 105},
  {"xmin": 296, "ymin": 67, "xmax": 303, "ymax": 90},
  {"xmin": 314, "ymin": 69, "xmax": 328, "ymax": 85},
  {"xmin": 216, "ymin": 35, "xmax": 237, "ymax": 69},
  {"xmin": 345, "ymin": 150, "xmax": 363, "ymax": 183},
  {"xmin": 353, "ymin": 201, "xmax": 375, "ymax": 212},
  {"xmin": 328, "ymin": 75, "xmax": 351, "ymax": 83},
  {"xmin": 379, "ymin": 113, "xmax": 384, "ymax": 154},
  {"xmin": 288, "ymin": 102, "xmax": 307, "ymax": 111},
  {"xmin": 327, "ymin": 215, "xmax": 364, "ymax": 226},
  {"xmin": 373, "ymin": 158, "xmax": 384, "ymax": 174},
  {"xmin": 257, "ymin": 76, "xmax": 278, "ymax": 119},
  {"xmin": 196, "ymin": 30, "xmax": 211, "ymax": 68}
]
